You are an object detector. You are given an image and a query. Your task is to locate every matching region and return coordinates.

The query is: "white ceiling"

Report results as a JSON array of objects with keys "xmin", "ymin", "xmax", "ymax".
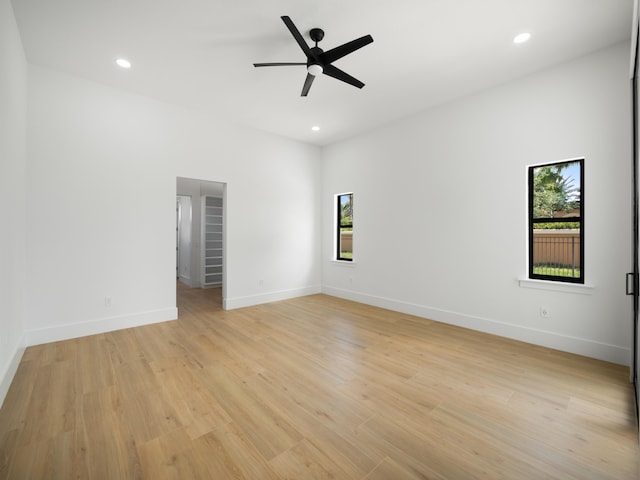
[{"xmin": 11, "ymin": 0, "xmax": 634, "ymax": 146}]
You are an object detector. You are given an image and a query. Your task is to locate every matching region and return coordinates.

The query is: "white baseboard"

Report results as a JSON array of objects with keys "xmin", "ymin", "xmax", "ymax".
[
  {"xmin": 224, "ymin": 285, "xmax": 322, "ymax": 310},
  {"xmin": 0, "ymin": 335, "xmax": 26, "ymax": 409},
  {"xmin": 178, "ymin": 275, "xmax": 200, "ymax": 288},
  {"xmin": 26, "ymin": 307, "xmax": 178, "ymax": 347},
  {"xmin": 322, "ymin": 286, "xmax": 629, "ymax": 366}
]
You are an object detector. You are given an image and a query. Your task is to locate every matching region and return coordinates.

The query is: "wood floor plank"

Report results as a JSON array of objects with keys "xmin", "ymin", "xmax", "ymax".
[
  {"xmin": 194, "ymin": 363, "xmax": 303, "ymax": 460},
  {"xmin": 0, "ymin": 282, "xmax": 637, "ymax": 478},
  {"xmin": 269, "ymin": 438, "xmax": 353, "ymax": 479},
  {"xmin": 336, "ymin": 375, "xmax": 438, "ymax": 429},
  {"xmin": 357, "ymin": 413, "xmax": 486, "ymax": 480},
  {"xmin": 80, "ymin": 386, "xmax": 143, "ymax": 479},
  {"xmin": 0, "ymin": 358, "xmax": 39, "ymax": 434},
  {"xmin": 208, "ymin": 421, "xmax": 282, "ymax": 480},
  {"xmin": 137, "ymin": 426, "xmax": 251, "ymax": 480},
  {"xmin": 363, "ymin": 457, "xmax": 423, "ymax": 480},
  {"xmin": 245, "ymin": 371, "xmax": 380, "ymax": 479},
  {"xmin": 76, "ymin": 334, "xmax": 116, "ymax": 394},
  {"xmin": 425, "ymin": 405, "xmax": 586, "ymax": 480},
  {"xmin": 432, "ymin": 400, "xmax": 630, "ymax": 480}
]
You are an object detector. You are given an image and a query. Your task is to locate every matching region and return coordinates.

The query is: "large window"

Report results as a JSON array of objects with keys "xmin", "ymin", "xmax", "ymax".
[
  {"xmin": 337, "ymin": 193, "xmax": 353, "ymax": 261},
  {"xmin": 528, "ymin": 159, "xmax": 583, "ymax": 283}
]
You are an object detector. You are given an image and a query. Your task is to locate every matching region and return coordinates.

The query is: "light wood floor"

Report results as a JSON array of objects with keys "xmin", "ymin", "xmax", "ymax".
[{"xmin": 1, "ymin": 283, "xmax": 638, "ymax": 479}]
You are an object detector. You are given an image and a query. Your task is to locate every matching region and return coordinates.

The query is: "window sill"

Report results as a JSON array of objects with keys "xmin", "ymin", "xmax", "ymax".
[
  {"xmin": 518, "ymin": 278, "xmax": 595, "ymax": 295},
  {"xmin": 330, "ymin": 260, "xmax": 356, "ymax": 267}
]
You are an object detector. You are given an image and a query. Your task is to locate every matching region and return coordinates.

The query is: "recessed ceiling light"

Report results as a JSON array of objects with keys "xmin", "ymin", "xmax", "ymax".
[
  {"xmin": 311, "ymin": 126, "xmax": 320, "ymax": 132},
  {"xmin": 513, "ymin": 32, "xmax": 531, "ymax": 44},
  {"xmin": 115, "ymin": 58, "xmax": 131, "ymax": 69}
]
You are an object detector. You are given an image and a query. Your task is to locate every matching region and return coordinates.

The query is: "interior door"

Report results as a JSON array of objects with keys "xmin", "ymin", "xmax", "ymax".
[
  {"xmin": 634, "ymin": 79, "xmax": 639, "ymax": 430},
  {"xmin": 632, "ymin": 18, "xmax": 640, "ymax": 431}
]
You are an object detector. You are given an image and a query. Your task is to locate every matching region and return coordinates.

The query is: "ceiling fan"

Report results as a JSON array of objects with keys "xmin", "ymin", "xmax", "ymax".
[{"xmin": 253, "ymin": 15, "xmax": 374, "ymax": 97}]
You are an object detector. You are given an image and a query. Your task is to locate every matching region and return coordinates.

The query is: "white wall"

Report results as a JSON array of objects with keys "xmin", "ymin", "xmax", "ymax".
[
  {"xmin": 322, "ymin": 42, "xmax": 633, "ymax": 365},
  {"xmin": 25, "ymin": 65, "xmax": 322, "ymax": 345},
  {"xmin": 0, "ymin": 0, "xmax": 28, "ymax": 406}
]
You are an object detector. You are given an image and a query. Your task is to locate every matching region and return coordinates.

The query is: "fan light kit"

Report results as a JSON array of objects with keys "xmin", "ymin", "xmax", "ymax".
[
  {"xmin": 307, "ymin": 64, "xmax": 323, "ymax": 76},
  {"xmin": 254, "ymin": 16, "xmax": 373, "ymax": 97}
]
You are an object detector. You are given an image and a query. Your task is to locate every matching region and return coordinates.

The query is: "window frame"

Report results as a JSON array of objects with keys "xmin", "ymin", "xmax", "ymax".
[
  {"xmin": 528, "ymin": 158, "xmax": 584, "ymax": 284},
  {"xmin": 336, "ymin": 192, "xmax": 353, "ymax": 262}
]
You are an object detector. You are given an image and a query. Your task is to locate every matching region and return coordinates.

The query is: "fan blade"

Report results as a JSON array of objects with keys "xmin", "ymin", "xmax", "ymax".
[
  {"xmin": 301, "ymin": 73, "xmax": 315, "ymax": 97},
  {"xmin": 320, "ymin": 35, "xmax": 373, "ymax": 64},
  {"xmin": 281, "ymin": 16, "xmax": 314, "ymax": 59},
  {"xmin": 322, "ymin": 64, "xmax": 365, "ymax": 89},
  {"xmin": 253, "ymin": 62, "xmax": 306, "ymax": 67}
]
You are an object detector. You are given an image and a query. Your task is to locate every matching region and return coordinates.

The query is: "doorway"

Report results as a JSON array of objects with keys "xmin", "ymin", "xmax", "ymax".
[{"xmin": 176, "ymin": 177, "xmax": 226, "ymax": 309}]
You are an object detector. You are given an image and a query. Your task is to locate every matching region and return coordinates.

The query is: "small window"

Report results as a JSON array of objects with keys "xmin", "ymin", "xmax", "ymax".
[
  {"xmin": 528, "ymin": 159, "xmax": 583, "ymax": 283},
  {"xmin": 337, "ymin": 193, "xmax": 353, "ymax": 261}
]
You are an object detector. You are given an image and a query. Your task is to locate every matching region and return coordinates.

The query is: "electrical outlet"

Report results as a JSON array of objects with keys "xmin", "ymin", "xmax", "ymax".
[{"xmin": 540, "ymin": 306, "xmax": 549, "ymax": 318}]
